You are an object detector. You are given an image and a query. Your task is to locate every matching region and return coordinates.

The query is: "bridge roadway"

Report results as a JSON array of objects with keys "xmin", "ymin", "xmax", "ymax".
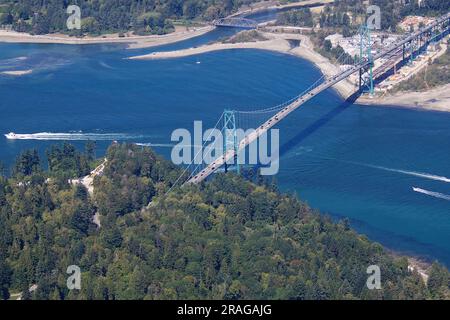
[
  {"xmin": 212, "ymin": 17, "xmax": 259, "ymax": 29},
  {"xmin": 187, "ymin": 13, "xmax": 450, "ymax": 185}
]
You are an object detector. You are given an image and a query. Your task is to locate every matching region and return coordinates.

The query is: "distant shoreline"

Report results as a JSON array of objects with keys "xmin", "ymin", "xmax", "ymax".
[
  {"xmin": 0, "ymin": 26, "xmax": 214, "ymax": 49},
  {"xmin": 128, "ymin": 32, "xmax": 357, "ymax": 99},
  {"xmin": 1, "ymin": 26, "xmax": 448, "ymax": 112},
  {"xmin": 387, "ymin": 248, "xmax": 432, "ymax": 283},
  {"xmin": 128, "ymin": 32, "xmax": 449, "ymax": 113},
  {"xmin": 357, "ymin": 84, "xmax": 450, "ymax": 113}
]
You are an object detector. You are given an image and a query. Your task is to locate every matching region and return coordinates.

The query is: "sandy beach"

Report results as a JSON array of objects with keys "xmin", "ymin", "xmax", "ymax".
[
  {"xmin": 128, "ymin": 32, "xmax": 357, "ymax": 98},
  {"xmin": 2, "ymin": 24, "xmax": 447, "ymax": 112},
  {"xmin": 357, "ymin": 84, "xmax": 450, "ymax": 112},
  {"xmin": 129, "ymin": 30, "xmax": 450, "ymax": 112},
  {"xmin": 128, "ymin": 34, "xmax": 293, "ymax": 59},
  {"xmin": 0, "ymin": 25, "xmax": 214, "ymax": 49}
]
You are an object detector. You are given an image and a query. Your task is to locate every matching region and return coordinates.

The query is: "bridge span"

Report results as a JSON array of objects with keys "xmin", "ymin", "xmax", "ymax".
[
  {"xmin": 187, "ymin": 13, "xmax": 450, "ymax": 185},
  {"xmin": 212, "ymin": 17, "xmax": 259, "ymax": 29}
]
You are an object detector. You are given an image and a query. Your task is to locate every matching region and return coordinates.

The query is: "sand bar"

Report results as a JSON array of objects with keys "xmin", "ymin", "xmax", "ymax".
[
  {"xmin": 129, "ymin": 30, "xmax": 450, "ymax": 112},
  {"xmin": 358, "ymin": 83, "xmax": 450, "ymax": 112},
  {"xmin": 129, "ymin": 32, "xmax": 357, "ymax": 98}
]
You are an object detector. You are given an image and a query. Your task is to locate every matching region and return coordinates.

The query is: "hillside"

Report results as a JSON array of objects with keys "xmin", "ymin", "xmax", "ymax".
[
  {"xmin": 0, "ymin": 142, "xmax": 449, "ymax": 300},
  {"xmin": 0, "ymin": 0, "xmax": 447, "ymax": 36},
  {"xmin": 0, "ymin": 0, "xmax": 257, "ymax": 35}
]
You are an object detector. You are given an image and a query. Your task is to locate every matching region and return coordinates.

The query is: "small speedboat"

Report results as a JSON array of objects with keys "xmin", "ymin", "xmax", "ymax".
[{"xmin": 5, "ymin": 132, "xmax": 18, "ymax": 139}]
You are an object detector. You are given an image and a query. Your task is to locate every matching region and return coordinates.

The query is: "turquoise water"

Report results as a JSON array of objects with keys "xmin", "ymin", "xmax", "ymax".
[{"xmin": 0, "ymin": 30, "xmax": 449, "ymax": 266}]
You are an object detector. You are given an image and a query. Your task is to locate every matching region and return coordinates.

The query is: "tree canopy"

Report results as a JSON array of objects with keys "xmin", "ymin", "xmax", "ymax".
[
  {"xmin": 0, "ymin": 0, "xmax": 258, "ymax": 35},
  {"xmin": 0, "ymin": 142, "xmax": 448, "ymax": 300}
]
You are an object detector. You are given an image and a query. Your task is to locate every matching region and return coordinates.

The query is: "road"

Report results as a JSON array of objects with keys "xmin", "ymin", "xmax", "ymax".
[
  {"xmin": 70, "ymin": 158, "xmax": 107, "ymax": 194},
  {"xmin": 187, "ymin": 12, "xmax": 450, "ymax": 184}
]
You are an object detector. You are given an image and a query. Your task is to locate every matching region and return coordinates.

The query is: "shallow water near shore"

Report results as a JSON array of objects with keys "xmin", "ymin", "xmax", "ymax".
[{"xmin": 0, "ymin": 31, "xmax": 449, "ymax": 266}]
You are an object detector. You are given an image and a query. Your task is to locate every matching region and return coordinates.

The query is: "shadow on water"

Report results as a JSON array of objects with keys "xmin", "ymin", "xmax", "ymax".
[
  {"xmin": 246, "ymin": 90, "xmax": 360, "ymax": 176},
  {"xmin": 279, "ymin": 91, "xmax": 360, "ymax": 158},
  {"xmin": 278, "ymin": 30, "xmax": 450, "ymax": 157}
]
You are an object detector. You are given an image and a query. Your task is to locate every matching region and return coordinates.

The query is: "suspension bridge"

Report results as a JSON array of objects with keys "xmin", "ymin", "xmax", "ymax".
[{"xmin": 173, "ymin": 12, "xmax": 450, "ymax": 187}]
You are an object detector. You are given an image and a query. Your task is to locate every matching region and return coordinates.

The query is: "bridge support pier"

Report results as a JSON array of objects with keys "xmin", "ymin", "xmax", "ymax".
[
  {"xmin": 402, "ymin": 43, "xmax": 406, "ymax": 61},
  {"xmin": 223, "ymin": 110, "xmax": 240, "ymax": 175},
  {"xmin": 358, "ymin": 25, "xmax": 374, "ymax": 96},
  {"xmin": 409, "ymin": 39, "xmax": 417, "ymax": 65}
]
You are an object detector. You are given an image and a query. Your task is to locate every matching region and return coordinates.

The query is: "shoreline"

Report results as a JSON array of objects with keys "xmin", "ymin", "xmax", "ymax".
[
  {"xmin": 128, "ymin": 32, "xmax": 357, "ymax": 99},
  {"xmin": 128, "ymin": 31, "xmax": 449, "ymax": 113},
  {"xmin": 1, "ymin": 26, "xmax": 447, "ymax": 112},
  {"xmin": 0, "ymin": 26, "xmax": 214, "ymax": 49},
  {"xmin": 387, "ymin": 249, "xmax": 432, "ymax": 283},
  {"xmin": 357, "ymin": 83, "xmax": 450, "ymax": 113}
]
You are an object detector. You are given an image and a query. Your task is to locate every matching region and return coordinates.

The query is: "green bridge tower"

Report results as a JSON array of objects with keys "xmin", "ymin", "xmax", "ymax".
[
  {"xmin": 223, "ymin": 110, "xmax": 240, "ymax": 174},
  {"xmin": 358, "ymin": 25, "xmax": 374, "ymax": 96}
]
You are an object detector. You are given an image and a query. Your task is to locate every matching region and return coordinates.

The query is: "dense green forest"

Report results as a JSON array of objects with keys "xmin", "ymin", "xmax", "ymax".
[
  {"xmin": 0, "ymin": 142, "xmax": 449, "ymax": 300},
  {"xmin": 276, "ymin": 8, "xmax": 314, "ymax": 27},
  {"xmin": 309, "ymin": 29, "xmax": 355, "ymax": 65},
  {"xmin": 322, "ymin": 0, "xmax": 449, "ymax": 31},
  {"xmin": 0, "ymin": 0, "xmax": 448, "ymax": 35},
  {"xmin": 401, "ymin": 0, "xmax": 450, "ymax": 17},
  {"xmin": 0, "ymin": 0, "xmax": 259, "ymax": 35},
  {"xmin": 278, "ymin": 0, "xmax": 449, "ymax": 34},
  {"xmin": 275, "ymin": 0, "xmax": 449, "ymax": 66}
]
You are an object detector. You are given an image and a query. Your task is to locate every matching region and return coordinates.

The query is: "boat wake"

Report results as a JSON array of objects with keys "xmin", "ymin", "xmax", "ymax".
[
  {"xmin": 4, "ymin": 132, "xmax": 146, "ymax": 141},
  {"xmin": 135, "ymin": 143, "xmax": 205, "ymax": 148},
  {"xmin": 135, "ymin": 143, "xmax": 175, "ymax": 148},
  {"xmin": 343, "ymin": 160, "xmax": 450, "ymax": 184},
  {"xmin": 365, "ymin": 164, "xmax": 450, "ymax": 183},
  {"xmin": 99, "ymin": 61, "xmax": 115, "ymax": 69},
  {"xmin": 412, "ymin": 187, "xmax": 450, "ymax": 201},
  {"xmin": 304, "ymin": 156, "xmax": 450, "ymax": 184},
  {"xmin": 0, "ymin": 56, "xmax": 28, "ymax": 68}
]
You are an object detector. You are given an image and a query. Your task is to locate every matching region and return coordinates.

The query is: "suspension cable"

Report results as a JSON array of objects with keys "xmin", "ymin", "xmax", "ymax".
[{"xmin": 165, "ymin": 112, "xmax": 225, "ymax": 194}]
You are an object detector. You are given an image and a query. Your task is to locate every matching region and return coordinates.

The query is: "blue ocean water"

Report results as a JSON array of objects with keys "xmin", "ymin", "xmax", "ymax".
[{"xmin": 0, "ymin": 30, "xmax": 449, "ymax": 266}]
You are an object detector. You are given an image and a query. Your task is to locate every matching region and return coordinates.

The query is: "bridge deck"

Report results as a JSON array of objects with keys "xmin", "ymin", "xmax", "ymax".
[
  {"xmin": 187, "ymin": 13, "xmax": 450, "ymax": 184},
  {"xmin": 213, "ymin": 18, "xmax": 259, "ymax": 29}
]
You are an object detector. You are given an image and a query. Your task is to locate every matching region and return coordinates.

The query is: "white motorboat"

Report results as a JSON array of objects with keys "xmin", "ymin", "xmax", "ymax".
[{"xmin": 5, "ymin": 132, "xmax": 18, "ymax": 139}]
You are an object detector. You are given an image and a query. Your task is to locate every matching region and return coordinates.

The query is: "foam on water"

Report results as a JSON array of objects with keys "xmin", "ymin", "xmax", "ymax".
[
  {"xmin": 341, "ymin": 160, "xmax": 450, "ymax": 183},
  {"xmin": 413, "ymin": 187, "xmax": 450, "ymax": 201},
  {"xmin": 295, "ymin": 155, "xmax": 450, "ymax": 184},
  {"xmin": 0, "ymin": 56, "xmax": 28, "ymax": 72},
  {"xmin": 5, "ymin": 132, "xmax": 146, "ymax": 141},
  {"xmin": 0, "ymin": 56, "xmax": 28, "ymax": 65},
  {"xmin": 1, "ymin": 40, "xmax": 450, "ymax": 265},
  {"xmin": 364, "ymin": 164, "xmax": 450, "ymax": 183},
  {"xmin": 99, "ymin": 61, "xmax": 114, "ymax": 69},
  {"xmin": 135, "ymin": 142, "xmax": 175, "ymax": 148}
]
